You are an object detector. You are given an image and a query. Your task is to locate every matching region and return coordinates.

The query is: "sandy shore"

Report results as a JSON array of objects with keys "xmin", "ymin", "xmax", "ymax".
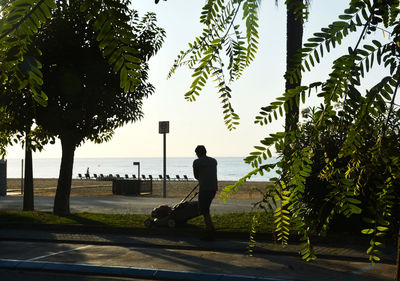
[{"xmin": 6, "ymin": 178, "xmax": 270, "ymax": 200}]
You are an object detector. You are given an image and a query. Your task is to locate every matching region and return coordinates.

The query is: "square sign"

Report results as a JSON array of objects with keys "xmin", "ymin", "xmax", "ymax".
[{"xmin": 159, "ymin": 121, "xmax": 169, "ymax": 134}]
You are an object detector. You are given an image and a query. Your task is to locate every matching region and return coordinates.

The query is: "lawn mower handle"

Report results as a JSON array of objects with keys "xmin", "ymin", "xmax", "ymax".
[{"xmin": 179, "ymin": 183, "xmax": 199, "ymax": 204}]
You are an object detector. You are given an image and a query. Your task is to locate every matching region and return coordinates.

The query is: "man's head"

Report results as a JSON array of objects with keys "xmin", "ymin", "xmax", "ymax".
[{"xmin": 195, "ymin": 145, "xmax": 207, "ymax": 157}]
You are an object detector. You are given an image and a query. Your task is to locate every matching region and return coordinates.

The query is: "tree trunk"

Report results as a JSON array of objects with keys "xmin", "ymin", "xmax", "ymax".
[
  {"xmin": 284, "ymin": 0, "xmax": 304, "ymax": 134},
  {"xmin": 53, "ymin": 137, "xmax": 76, "ymax": 216},
  {"xmin": 282, "ymin": 0, "xmax": 304, "ymax": 181},
  {"xmin": 23, "ymin": 134, "xmax": 34, "ymax": 211},
  {"xmin": 396, "ymin": 225, "xmax": 400, "ymax": 281}
]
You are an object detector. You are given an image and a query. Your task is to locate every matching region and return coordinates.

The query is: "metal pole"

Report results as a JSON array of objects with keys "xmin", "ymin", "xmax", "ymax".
[
  {"xmin": 21, "ymin": 159, "xmax": 24, "ymax": 195},
  {"xmin": 5, "ymin": 160, "xmax": 7, "ymax": 196},
  {"xmin": 163, "ymin": 132, "xmax": 166, "ymax": 198},
  {"xmin": 138, "ymin": 164, "xmax": 140, "ymax": 180}
]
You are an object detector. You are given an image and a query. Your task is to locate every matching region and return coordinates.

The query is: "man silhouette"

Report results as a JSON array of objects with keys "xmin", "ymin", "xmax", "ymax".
[{"xmin": 193, "ymin": 145, "xmax": 217, "ymax": 240}]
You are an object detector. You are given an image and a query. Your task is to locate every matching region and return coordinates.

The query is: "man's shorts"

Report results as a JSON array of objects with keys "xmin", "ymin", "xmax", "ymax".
[{"xmin": 198, "ymin": 190, "xmax": 216, "ymax": 215}]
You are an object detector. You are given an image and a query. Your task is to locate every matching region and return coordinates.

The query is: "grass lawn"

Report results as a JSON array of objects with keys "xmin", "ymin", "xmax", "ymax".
[{"xmin": 0, "ymin": 211, "xmax": 275, "ymax": 234}]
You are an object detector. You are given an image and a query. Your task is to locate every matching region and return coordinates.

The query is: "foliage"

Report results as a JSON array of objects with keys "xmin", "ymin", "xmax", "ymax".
[
  {"xmin": 32, "ymin": 0, "xmax": 164, "ymax": 145},
  {"xmin": 0, "ymin": 106, "xmax": 14, "ymax": 158},
  {"xmin": 167, "ymin": 0, "xmax": 310, "ymax": 131},
  {"xmin": 221, "ymin": 0, "xmax": 400, "ymax": 263},
  {"xmin": 167, "ymin": 0, "xmax": 264, "ymax": 130},
  {"xmin": 0, "ymin": 0, "xmax": 56, "ymax": 106},
  {"xmin": 0, "ymin": 0, "xmax": 162, "ymax": 106},
  {"xmin": 0, "ymin": 86, "xmax": 54, "ymax": 157}
]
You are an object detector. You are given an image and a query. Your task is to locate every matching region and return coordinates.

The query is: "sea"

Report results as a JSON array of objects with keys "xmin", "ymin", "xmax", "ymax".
[{"xmin": 4, "ymin": 157, "xmax": 277, "ymax": 182}]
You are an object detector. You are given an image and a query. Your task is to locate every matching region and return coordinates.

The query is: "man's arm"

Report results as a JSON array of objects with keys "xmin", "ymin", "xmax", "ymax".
[{"xmin": 193, "ymin": 161, "xmax": 199, "ymax": 180}]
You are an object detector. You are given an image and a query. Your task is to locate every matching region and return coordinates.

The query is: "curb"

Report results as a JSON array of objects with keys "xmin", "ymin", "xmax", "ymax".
[{"xmin": 0, "ymin": 259, "xmax": 296, "ymax": 281}]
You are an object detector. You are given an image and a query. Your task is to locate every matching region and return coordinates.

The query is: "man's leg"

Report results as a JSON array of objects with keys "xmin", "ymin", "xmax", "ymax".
[
  {"xmin": 199, "ymin": 190, "xmax": 216, "ymax": 240},
  {"xmin": 203, "ymin": 213, "xmax": 215, "ymax": 232}
]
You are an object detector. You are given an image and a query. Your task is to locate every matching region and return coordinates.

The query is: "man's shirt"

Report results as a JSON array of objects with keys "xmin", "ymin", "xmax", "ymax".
[{"xmin": 193, "ymin": 156, "xmax": 218, "ymax": 191}]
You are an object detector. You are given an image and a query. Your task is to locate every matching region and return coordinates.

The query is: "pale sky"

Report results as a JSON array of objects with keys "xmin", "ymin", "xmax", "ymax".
[{"xmin": 5, "ymin": 0, "xmax": 392, "ymax": 159}]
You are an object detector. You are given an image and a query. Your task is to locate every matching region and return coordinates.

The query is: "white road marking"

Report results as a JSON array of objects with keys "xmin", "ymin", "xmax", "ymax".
[{"xmin": 27, "ymin": 245, "xmax": 92, "ymax": 261}]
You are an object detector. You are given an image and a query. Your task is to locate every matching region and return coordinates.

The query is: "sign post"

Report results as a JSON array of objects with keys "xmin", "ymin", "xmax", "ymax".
[
  {"xmin": 159, "ymin": 121, "xmax": 169, "ymax": 198},
  {"xmin": 133, "ymin": 162, "xmax": 140, "ymax": 180}
]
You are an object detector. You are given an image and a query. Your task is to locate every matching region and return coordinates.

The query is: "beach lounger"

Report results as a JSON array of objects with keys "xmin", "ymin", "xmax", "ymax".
[
  {"xmin": 166, "ymin": 175, "xmax": 171, "ymax": 181},
  {"xmin": 93, "ymin": 174, "xmax": 97, "ymax": 179},
  {"xmin": 116, "ymin": 174, "xmax": 121, "ymax": 179},
  {"xmin": 175, "ymin": 175, "xmax": 181, "ymax": 181},
  {"xmin": 148, "ymin": 175, "xmax": 153, "ymax": 181},
  {"xmin": 183, "ymin": 175, "xmax": 189, "ymax": 181},
  {"xmin": 78, "ymin": 173, "xmax": 83, "ymax": 179},
  {"xmin": 132, "ymin": 175, "xmax": 136, "ymax": 179},
  {"xmin": 141, "ymin": 175, "xmax": 146, "ymax": 180},
  {"xmin": 159, "ymin": 175, "xmax": 163, "ymax": 180}
]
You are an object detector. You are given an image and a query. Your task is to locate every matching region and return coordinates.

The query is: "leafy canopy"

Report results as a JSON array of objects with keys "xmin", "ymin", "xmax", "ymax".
[
  {"xmin": 221, "ymin": 0, "xmax": 400, "ymax": 262},
  {"xmin": 168, "ymin": 0, "xmax": 263, "ymax": 131},
  {"xmin": 31, "ymin": 0, "xmax": 165, "ymax": 146},
  {"xmin": 0, "ymin": 0, "xmax": 161, "ymax": 106}
]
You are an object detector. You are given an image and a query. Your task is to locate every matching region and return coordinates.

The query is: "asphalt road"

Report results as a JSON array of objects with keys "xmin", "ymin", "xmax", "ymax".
[
  {"xmin": 0, "ymin": 239, "xmax": 396, "ymax": 281},
  {"xmin": 0, "ymin": 196, "xmax": 258, "ymax": 214}
]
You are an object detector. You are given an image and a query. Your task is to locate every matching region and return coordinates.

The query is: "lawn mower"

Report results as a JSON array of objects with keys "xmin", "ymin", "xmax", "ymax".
[{"xmin": 144, "ymin": 184, "xmax": 200, "ymax": 228}]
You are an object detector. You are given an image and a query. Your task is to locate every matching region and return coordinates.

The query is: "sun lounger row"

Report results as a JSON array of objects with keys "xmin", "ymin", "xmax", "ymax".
[{"xmin": 78, "ymin": 173, "xmax": 192, "ymax": 181}]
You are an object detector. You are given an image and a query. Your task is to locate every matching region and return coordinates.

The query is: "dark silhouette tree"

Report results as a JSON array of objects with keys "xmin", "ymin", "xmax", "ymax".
[
  {"xmin": 0, "ymin": 0, "xmax": 164, "ymax": 214},
  {"xmin": 0, "ymin": 86, "xmax": 53, "ymax": 211},
  {"xmin": 30, "ymin": 0, "xmax": 164, "ymax": 216}
]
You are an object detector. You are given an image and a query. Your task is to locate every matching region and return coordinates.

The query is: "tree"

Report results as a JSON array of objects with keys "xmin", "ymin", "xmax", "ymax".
[
  {"xmin": 167, "ymin": 0, "xmax": 399, "ymax": 278},
  {"xmin": 233, "ymin": 1, "xmax": 400, "ymax": 278},
  {"xmin": 0, "ymin": 0, "xmax": 55, "ymax": 210},
  {"xmin": 0, "ymin": 85, "xmax": 53, "ymax": 211},
  {"xmin": 27, "ymin": 0, "xmax": 164, "ymax": 216},
  {"xmin": 0, "ymin": 0, "xmax": 163, "ymax": 213}
]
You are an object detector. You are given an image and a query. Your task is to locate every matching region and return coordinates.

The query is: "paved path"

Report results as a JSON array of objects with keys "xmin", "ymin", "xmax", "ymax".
[
  {"xmin": 0, "ymin": 227, "xmax": 396, "ymax": 281},
  {"xmin": 0, "ymin": 195, "xmax": 258, "ymax": 214}
]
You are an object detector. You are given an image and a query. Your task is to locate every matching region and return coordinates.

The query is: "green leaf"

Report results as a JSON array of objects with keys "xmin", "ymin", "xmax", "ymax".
[
  {"xmin": 124, "ymin": 55, "xmax": 141, "ymax": 63},
  {"xmin": 361, "ymin": 229, "xmax": 375, "ymax": 235},
  {"xmin": 372, "ymin": 256, "xmax": 381, "ymax": 262},
  {"xmin": 339, "ymin": 14, "xmax": 353, "ymax": 20},
  {"xmin": 376, "ymin": 226, "xmax": 389, "ymax": 232},
  {"xmin": 363, "ymin": 44, "xmax": 375, "ymax": 52},
  {"xmin": 254, "ymin": 146, "xmax": 266, "ymax": 151},
  {"xmin": 120, "ymin": 66, "xmax": 128, "ymax": 89},
  {"xmin": 349, "ymin": 204, "xmax": 362, "ymax": 214}
]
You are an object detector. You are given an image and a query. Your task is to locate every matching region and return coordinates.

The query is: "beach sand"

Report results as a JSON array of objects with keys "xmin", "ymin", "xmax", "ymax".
[{"xmin": 6, "ymin": 178, "xmax": 270, "ymax": 200}]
